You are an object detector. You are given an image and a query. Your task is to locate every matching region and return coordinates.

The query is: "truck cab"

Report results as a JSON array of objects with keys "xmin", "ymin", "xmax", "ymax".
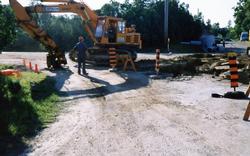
[{"xmin": 240, "ymin": 32, "xmax": 248, "ymax": 41}]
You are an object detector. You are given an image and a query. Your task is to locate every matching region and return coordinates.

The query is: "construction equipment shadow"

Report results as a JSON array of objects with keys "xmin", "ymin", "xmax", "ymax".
[
  {"xmin": 48, "ymin": 67, "xmax": 74, "ymax": 91},
  {"xmin": 58, "ymin": 71, "xmax": 149, "ymax": 101}
]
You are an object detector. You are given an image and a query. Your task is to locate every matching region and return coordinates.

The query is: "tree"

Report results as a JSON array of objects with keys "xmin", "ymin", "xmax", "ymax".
[
  {"xmin": 99, "ymin": 0, "xmax": 122, "ymax": 17},
  {"xmin": 0, "ymin": 1, "xmax": 16, "ymax": 51},
  {"xmin": 219, "ymin": 28, "xmax": 229, "ymax": 39},
  {"xmin": 211, "ymin": 23, "xmax": 220, "ymax": 36},
  {"xmin": 205, "ymin": 19, "xmax": 212, "ymax": 33},
  {"xmin": 227, "ymin": 20, "xmax": 237, "ymax": 39},
  {"xmin": 234, "ymin": 0, "xmax": 250, "ymax": 36}
]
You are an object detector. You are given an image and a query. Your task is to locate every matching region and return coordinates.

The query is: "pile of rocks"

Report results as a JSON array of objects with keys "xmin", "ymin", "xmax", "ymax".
[{"xmin": 159, "ymin": 53, "xmax": 250, "ymax": 84}]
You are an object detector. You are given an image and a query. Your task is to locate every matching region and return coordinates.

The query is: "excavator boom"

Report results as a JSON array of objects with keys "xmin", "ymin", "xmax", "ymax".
[
  {"xmin": 25, "ymin": 2, "xmax": 98, "ymax": 43},
  {"xmin": 9, "ymin": 0, "xmax": 67, "ymax": 68}
]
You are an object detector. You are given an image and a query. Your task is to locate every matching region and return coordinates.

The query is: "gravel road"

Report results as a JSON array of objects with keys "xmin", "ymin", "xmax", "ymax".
[{"xmin": 1, "ymin": 52, "xmax": 250, "ymax": 156}]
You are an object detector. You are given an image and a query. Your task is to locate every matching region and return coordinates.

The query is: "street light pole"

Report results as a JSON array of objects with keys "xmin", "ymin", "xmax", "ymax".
[{"xmin": 164, "ymin": 0, "xmax": 169, "ymax": 51}]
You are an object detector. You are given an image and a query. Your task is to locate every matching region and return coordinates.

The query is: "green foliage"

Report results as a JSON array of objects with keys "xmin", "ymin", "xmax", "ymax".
[
  {"xmin": 41, "ymin": 15, "xmax": 92, "ymax": 51},
  {"xmin": 0, "ymin": 2, "xmax": 16, "ymax": 51},
  {"xmin": 6, "ymin": 28, "xmax": 44, "ymax": 52},
  {"xmin": 0, "ymin": 71, "xmax": 59, "ymax": 137},
  {"xmin": 0, "ymin": 64, "xmax": 14, "ymax": 70},
  {"xmin": 234, "ymin": 0, "xmax": 250, "ymax": 37},
  {"xmin": 0, "ymin": 65, "xmax": 59, "ymax": 154},
  {"xmin": 99, "ymin": 0, "xmax": 122, "ymax": 17},
  {"xmin": 7, "ymin": 15, "xmax": 88, "ymax": 52}
]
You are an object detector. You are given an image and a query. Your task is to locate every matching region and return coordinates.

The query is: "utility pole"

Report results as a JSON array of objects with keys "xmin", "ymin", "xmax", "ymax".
[{"xmin": 164, "ymin": 0, "xmax": 169, "ymax": 51}]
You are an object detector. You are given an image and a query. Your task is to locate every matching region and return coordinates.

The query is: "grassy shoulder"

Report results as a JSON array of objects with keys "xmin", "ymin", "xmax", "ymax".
[{"xmin": 0, "ymin": 65, "xmax": 60, "ymax": 155}]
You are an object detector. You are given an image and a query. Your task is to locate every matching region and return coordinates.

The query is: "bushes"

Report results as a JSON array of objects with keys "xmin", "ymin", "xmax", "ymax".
[
  {"xmin": 0, "ymin": 76, "xmax": 21, "ymax": 136},
  {"xmin": 0, "ymin": 65, "xmax": 59, "ymax": 155},
  {"xmin": 0, "ymin": 75, "xmax": 44, "ymax": 138}
]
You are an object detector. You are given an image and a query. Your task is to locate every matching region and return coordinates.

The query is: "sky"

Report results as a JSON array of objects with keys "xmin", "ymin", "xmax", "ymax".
[{"xmin": 2, "ymin": 0, "xmax": 238, "ymax": 27}]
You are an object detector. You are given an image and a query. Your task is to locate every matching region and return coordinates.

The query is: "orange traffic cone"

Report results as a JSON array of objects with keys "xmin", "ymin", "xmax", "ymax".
[
  {"xmin": 34, "ymin": 64, "xmax": 39, "ymax": 73},
  {"xmin": 29, "ymin": 62, "xmax": 32, "ymax": 70}
]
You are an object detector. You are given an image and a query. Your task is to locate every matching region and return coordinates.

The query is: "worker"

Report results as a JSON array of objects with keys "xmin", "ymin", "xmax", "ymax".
[
  {"xmin": 108, "ymin": 23, "xmax": 116, "ymax": 42},
  {"xmin": 73, "ymin": 36, "xmax": 88, "ymax": 75}
]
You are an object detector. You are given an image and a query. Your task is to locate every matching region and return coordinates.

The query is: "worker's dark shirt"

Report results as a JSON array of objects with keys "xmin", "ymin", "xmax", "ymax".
[
  {"xmin": 74, "ymin": 42, "xmax": 87, "ymax": 61},
  {"xmin": 108, "ymin": 26, "xmax": 116, "ymax": 42}
]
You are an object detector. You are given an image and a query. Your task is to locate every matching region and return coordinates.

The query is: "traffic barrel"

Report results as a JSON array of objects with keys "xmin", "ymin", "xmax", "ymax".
[
  {"xmin": 228, "ymin": 52, "xmax": 238, "ymax": 91},
  {"xmin": 109, "ymin": 48, "xmax": 117, "ymax": 69},
  {"xmin": 155, "ymin": 49, "xmax": 160, "ymax": 75}
]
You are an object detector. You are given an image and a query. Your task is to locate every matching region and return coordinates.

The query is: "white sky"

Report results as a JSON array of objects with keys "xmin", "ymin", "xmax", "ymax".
[
  {"xmin": 2, "ymin": 0, "xmax": 238, "ymax": 27},
  {"xmin": 179, "ymin": 0, "xmax": 238, "ymax": 27}
]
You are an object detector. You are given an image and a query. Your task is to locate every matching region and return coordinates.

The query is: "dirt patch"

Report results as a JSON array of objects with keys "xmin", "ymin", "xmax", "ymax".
[
  {"xmin": 136, "ymin": 53, "xmax": 250, "ymax": 84},
  {"xmin": 1, "ymin": 52, "xmax": 250, "ymax": 155}
]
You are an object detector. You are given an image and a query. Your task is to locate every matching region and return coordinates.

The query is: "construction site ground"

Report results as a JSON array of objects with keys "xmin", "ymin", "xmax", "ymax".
[{"xmin": 1, "ymin": 52, "xmax": 250, "ymax": 156}]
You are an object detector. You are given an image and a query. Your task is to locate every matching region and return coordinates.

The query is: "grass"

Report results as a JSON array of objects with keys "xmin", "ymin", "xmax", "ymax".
[
  {"xmin": 0, "ymin": 64, "xmax": 60, "ymax": 155},
  {"xmin": 0, "ymin": 65, "xmax": 14, "ymax": 70}
]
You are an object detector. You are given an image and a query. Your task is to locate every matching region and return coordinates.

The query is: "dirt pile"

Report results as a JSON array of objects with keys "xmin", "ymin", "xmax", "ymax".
[{"xmin": 136, "ymin": 53, "xmax": 250, "ymax": 84}]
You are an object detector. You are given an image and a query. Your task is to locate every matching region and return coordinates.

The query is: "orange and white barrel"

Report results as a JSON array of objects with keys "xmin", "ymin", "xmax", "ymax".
[
  {"xmin": 228, "ymin": 52, "xmax": 238, "ymax": 91},
  {"xmin": 155, "ymin": 49, "xmax": 160, "ymax": 74},
  {"xmin": 109, "ymin": 48, "xmax": 117, "ymax": 69}
]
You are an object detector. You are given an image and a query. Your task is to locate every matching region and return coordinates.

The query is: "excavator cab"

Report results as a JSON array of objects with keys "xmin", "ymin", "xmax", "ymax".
[
  {"xmin": 95, "ymin": 17, "xmax": 121, "ymax": 44},
  {"xmin": 94, "ymin": 17, "xmax": 141, "ymax": 47}
]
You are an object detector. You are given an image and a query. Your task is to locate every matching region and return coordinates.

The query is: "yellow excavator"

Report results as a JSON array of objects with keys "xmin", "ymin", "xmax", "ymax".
[{"xmin": 9, "ymin": 0, "xmax": 142, "ymax": 68}]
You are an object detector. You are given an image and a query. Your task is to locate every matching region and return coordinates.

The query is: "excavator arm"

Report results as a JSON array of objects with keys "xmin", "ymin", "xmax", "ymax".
[
  {"xmin": 9, "ymin": 0, "xmax": 99, "ymax": 68},
  {"xmin": 9, "ymin": 0, "xmax": 67, "ymax": 68},
  {"xmin": 26, "ymin": 0, "xmax": 98, "ymax": 43}
]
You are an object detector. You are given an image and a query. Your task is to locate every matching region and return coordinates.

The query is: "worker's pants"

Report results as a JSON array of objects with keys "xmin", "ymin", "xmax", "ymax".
[{"xmin": 78, "ymin": 59, "xmax": 86, "ymax": 74}]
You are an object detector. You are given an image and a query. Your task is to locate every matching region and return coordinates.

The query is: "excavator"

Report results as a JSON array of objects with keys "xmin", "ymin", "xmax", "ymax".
[{"xmin": 9, "ymin": 0, "xmax": 142, "ymax": 68}]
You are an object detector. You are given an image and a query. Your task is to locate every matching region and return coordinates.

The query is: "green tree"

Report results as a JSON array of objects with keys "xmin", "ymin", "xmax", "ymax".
[
  {"xmin": 211, "ymin": 23, "xmax": 220, "ymax": 36},
  {"xmin": 99, "ymin": 0, "xmax": 122, "ymax": 17},
  {"xmin": 205, "ymin": 19, "xmax": 212, "ymax": 33},
  {"xmin": 8, "ymin": 14, "xmax": 89, "ymax": 52},
  {"xmin": 0, "ymin": 1, "xmax": 16, "ymax": 51},
  {"xmin": 234, "ymin": 0, "xmax": 250, "ymax": 36},
  {"xmin": 41, "ymin": 15, "xmax": 90, "ymax": 51},
  {"xmin": 219, "ymin": 28, "xmax": 229, "ymax": 39},
  {"xmin": 227, "ymin": 20, "xmax": 237, "ymax": 39}
]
